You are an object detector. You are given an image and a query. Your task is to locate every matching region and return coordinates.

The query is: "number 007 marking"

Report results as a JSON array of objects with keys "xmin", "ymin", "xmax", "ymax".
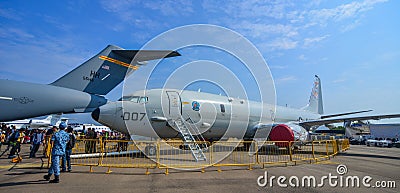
[{"xmin": 122, "ymin": 112, "xmax": 146, "ymax": 121}]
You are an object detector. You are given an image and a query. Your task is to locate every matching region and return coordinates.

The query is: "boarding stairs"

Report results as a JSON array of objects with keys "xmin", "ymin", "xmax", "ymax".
[{"xmin": 173, "ymin": 117, "xmax": 207, "ymax": 162}]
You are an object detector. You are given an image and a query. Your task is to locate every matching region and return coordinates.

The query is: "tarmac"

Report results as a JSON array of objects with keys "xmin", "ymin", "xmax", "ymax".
[{"xmin": 0, "ymin": 144, "xmax": 398, "ymax": 193}]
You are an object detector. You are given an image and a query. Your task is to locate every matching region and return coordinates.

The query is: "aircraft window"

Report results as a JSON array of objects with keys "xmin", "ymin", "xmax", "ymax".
[
  {"xmin": 119, "ymin": 96, "xmax": 140, "ymax": 103},
  {"xmin": 130, "ymin": 96, "xmax": 140, "ymax": 103},
  {"xmin": 139, "ymin": 97, "xmax": 148, "ymax": 103},
  {"xmin": 220, "ymin": 104, "xmax": 225, "ymax": 113}
]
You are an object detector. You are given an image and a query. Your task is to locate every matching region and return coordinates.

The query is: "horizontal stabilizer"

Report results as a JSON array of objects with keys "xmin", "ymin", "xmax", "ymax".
[{"xmin": 112, "ymin": 50, "xmax": 181, "ymax": 63}]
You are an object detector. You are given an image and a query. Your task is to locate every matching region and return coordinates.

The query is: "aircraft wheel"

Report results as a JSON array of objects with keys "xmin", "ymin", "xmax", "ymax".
[{"xmin": 145, "ymin": 146, "xmax": 156, "ymax": 156}]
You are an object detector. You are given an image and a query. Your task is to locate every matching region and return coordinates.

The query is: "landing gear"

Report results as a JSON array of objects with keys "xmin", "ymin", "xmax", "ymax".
[
  {"xmin": 235, "ymin": 141, "xmax": 252, "ymax": 151},
  {"xmin": 243, "ymin": 142, "xmax": 251, "ymax": 151},
  {"xmin": 145, "ymin": 145, "xmax": 156, "ymax": 156}
]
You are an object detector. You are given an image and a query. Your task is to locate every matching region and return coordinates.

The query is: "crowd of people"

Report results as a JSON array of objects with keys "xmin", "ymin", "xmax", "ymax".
[
  {"xmin": 0, "ymin": 123, "xmax": 47, "ymax": 159},
  {"xmin": 0, "ymin": 123, "xmax": 130, "ymax": 156},
  {"xmin": 0, "ymin": 122, "xmax": 130, "ymax": 183},
  {"xmin": 80, "ymin": 128, "xmax": 130, "ymax": 153}
]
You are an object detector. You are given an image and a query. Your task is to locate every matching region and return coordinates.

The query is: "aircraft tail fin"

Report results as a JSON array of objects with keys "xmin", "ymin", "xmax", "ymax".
[
  {"xmin": 44, "ymin": 115, "xmax": 53, "ymax": 122},
  {"xmin": 50, "ymin": 45, "xmax": 180, "ymax": 95},
  {"xmin": 50, "ymin": 114, "xmax": 62, "ymax": 126},
  {"xmin": 303, "ymin": 75, "xmax": 324, "ymax": 114}
]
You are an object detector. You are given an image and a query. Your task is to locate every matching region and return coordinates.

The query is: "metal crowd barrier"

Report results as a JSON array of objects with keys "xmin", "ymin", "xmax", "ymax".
[
  {"xmin": 46, "ymin": 138, "xmax": 350, "ymax": 174},
  {"xmin": 212, "ymin": 141, "xmax": 257, "ymax": 170}
]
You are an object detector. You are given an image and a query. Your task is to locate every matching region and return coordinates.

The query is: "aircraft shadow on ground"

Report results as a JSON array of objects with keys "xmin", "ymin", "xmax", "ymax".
[
  {"xmin": 342, "ymin": 152, "xmax": 400, "ymax": 160},
  {"xmin": 5, "ymin": 169, "xmax": 47, "ymax": 176},
  {"xmin": 0, "ymin": 179, "xmax": 49, "ymax": 187}
]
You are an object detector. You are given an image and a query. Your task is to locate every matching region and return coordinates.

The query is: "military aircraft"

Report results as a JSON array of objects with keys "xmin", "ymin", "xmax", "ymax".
[
  {"xmin": 4, "ymin": 114, "xmax": 65, "ymax": 129},
  {"xmin": 0, "ymin": 45, "xmax": 180, "ymax": 122},
  {"xmin": 92, "ymin": 75, "xmax": 400, "ymax": 144},
  {"xmin": 69, "ymin": 123, "xmax": 111, "ymax": 133}
]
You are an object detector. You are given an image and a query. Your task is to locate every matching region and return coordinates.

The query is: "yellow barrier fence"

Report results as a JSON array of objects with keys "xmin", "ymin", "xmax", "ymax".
[
  {"xmin": 46, "ymin": 138, "xmax": 349, "ymax": 174},
  {"xmin": 291, "ymin": 141, "xmax": 315, "ymax": 163},
  {"xmin": 256, "ymin": 141, "xmax": 291, "ymax": 165},
  {"xmin": 212, "ymin": 141, "xmax": 257, "ymax": 170},
  {"xmin": 71, "ymin": 139, "xmax": 102, "ymax": 167},
  {"xmin": 337, "ymin": 139, "xmax": 350, "ymax": 152},
  {"xmin": 157, "ymin": 140, "xmax": 211, "ymax": 169}
]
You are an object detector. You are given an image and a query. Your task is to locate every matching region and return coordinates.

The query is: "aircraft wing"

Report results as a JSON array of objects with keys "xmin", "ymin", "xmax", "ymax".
[
  {"xmin": 5, "ymin": 119, "xmax": 31, "ymax": 125},
  {"xmin": 300, "ymin": 113, "xmax": 400, "ymax": 128}
]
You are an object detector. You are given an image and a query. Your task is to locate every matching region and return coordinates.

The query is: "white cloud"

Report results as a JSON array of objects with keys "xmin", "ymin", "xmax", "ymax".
[
  {"xmin": 269, "ymin": 65, "xmax": 288, "ymax": 69},
  {"xmin": 298, "ymin": 54, "xmax": 306, "ymax": 60},
  {"xmin": 340, "ymin": 19, "xmax": 362, "ymax": 32},
  {"xmin": 0, "ymin": 27, "xmax": 35, "ymax": 40},
  {"xmin": 207, "ymin": 0, "xmax": 297, "ymax": 20},
  {"xmin": 332, "ymin": 78, "xmax": 346, "ymax": 83},
  {"xmin": 308, "ymin": 0, "xmax": 388, "ymax": 25},
  {"xmin": 231, "ymin": 22, "xmax": 298, "ymax": 39},
  {"xmin": 303, "ymin": 34, "xmax": 329, "ymax": 47},
  {"xmin": 275, "ymin": 75, "xmax": 297, "ymax": 84},
  {"xmin": 0, "ymin": 8, "xmax": 22, "ymax": 20},
  {"xmin": 98, "ymin": 0, "xmax": 387, "ymax": 52},
  {"xmin": 101, "ymin": 0, "xmax": 194, "ymax": 18},
  {"xmin": 42, "ymin": 15, "xmax": 74, "ymax": 32},
  {"xmin": 268, "ymin": 38, "xmax": 298, "ymax": 50},
  {"xmin": 143, "ymin": 0, "xmax": 193, "ymax": 16},
  {"xmin": 99, "ymin": 0, "xmax": 196, "ymax": 43}
]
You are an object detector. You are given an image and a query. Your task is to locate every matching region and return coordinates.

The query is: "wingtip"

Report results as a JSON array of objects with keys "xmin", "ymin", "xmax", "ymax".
[
  {"xmin": 167, "ymin": 51, "xmax": 181, "ymax": 57},
  {"xmin": 107, "ymin": 44, "xmax": 124, "ymax": 50}
]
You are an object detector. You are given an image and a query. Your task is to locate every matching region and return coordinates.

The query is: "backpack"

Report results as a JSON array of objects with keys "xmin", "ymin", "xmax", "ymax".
[{"xmin": 67, "ymin": 134, "xmax": 76, "ymax": 149}]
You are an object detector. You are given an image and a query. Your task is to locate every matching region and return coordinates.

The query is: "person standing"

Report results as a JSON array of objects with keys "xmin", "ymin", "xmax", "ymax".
[
  {"xmin": 43, "ymin": 126, "xmax": 56, "ymax": 158},
  {"xmin": 86, "ymin": 128, "xmax": 96, "ymax": 153},
  {"xmin": 85, "ymin": 128, "xmax": 92, "ymax": 153},
  {"xmin": 29, "ymin": 129, "xmax": 44, "ymax": 158},
  {"xmin": 8, "ymin": 127, "xmax": 21, "ymax": 158},
  {"xmin": 61, "ymin": 126, "xmax": 76, "ymax": 172},
  {"xmin": 43, "ymin": 123, "xmax": 69, "ymax": 183},
  {"xmin": 16, "ymin": 128, "xmax": 25, "ymax": 153},
  {"xmin": 0, "ymin": 131, "xmax": 5, "ymax": 151}
]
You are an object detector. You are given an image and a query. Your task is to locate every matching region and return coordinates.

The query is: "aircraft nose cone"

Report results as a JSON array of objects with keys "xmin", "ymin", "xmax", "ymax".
[
  {"xmin": 91, "ymin": 108, "xmax": 100, "ymax": 121},
  {"xmin": 90, "ymin": 103, "xmax": 118, "ymax": 130}
]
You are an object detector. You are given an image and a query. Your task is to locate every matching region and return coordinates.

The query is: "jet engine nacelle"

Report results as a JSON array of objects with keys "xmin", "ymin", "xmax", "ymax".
[{"xmin": 269, "ymin": 123, "xmax": 308, "ymax": 142}]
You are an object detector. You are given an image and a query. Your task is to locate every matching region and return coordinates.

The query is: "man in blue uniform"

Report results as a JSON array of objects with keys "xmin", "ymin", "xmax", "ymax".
[
  {"xmin": 43, "ymin": 122, "xmax": 70, "ymax": 183},
  {"xmin": 61, "ymin": 126, "xmax": 76, "ymax": 172}
]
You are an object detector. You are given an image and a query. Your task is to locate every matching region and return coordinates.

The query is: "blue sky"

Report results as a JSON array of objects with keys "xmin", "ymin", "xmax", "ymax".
[{"xmin": 1, "ymin": 0, "xmax": 399, "ymax": 124}]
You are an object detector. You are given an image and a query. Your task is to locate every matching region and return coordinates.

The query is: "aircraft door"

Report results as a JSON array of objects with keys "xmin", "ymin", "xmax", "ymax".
[{"xmin": 165, "ymin": 91, "xmax": 182, "ymax": 120}]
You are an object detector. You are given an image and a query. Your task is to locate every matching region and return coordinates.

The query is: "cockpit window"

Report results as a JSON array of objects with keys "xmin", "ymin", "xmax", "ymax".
[
  {"xmin": 118, "ymin": 96, "xmax": 147, "ymax": 103},
  {"xmin": 118, "ymin": 96, "xmax": 139, "ymax": 102},
  {"xmin": 139, "ymin": 97, "xmax": 148, "ymax": 103}
]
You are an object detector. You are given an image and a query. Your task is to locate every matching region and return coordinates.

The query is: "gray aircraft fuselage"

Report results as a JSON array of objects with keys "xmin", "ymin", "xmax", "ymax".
[
  {"xmin": 92, "ymin": 75, "xmax": 400, "ymax": 141},
  {"xmin": 0, "ymin": 79, "xmax": 106, "ymax": 122},
  {"xmin": 93, "ymin": 89, "xmax": 319, "ymax": 141}
]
